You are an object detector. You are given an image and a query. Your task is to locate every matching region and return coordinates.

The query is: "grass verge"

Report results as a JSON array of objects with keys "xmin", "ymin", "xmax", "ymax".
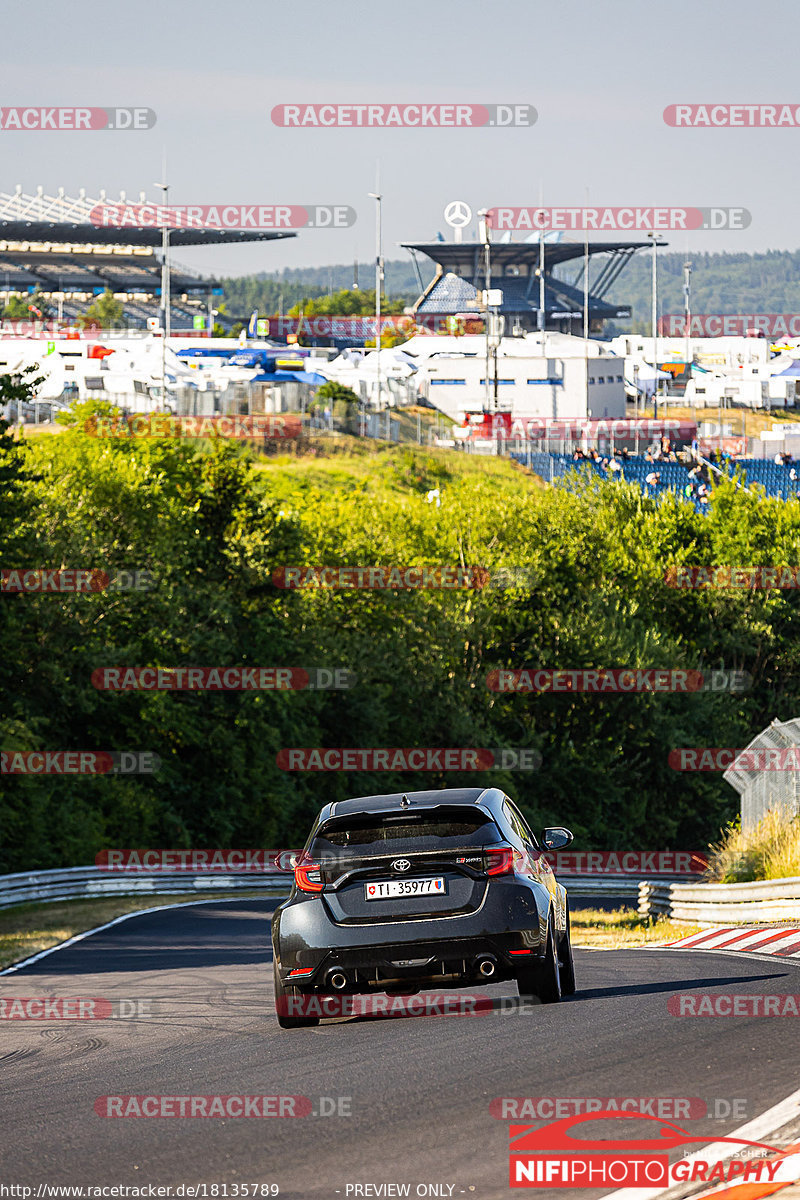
[
  {"xmin": 705, "ymin": 811, "xmax": 800, "ymax": 882},
  {"xmin": 0, "ymin": 891, "xmax": 284, "ymax": 971},
  {"xmin": 570, "ymin": 907, "xmax": 705, "ymax": 949}
]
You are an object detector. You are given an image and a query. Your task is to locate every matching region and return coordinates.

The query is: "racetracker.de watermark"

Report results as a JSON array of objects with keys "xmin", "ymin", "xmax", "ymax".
[
  {"xmin": 91, "ymin": 667, "xmax": 355, "ymax": 691},
  {"xmin": 0, "ymin": 107, "xmax": 156, "ymax": 130},
  {"xmin": 85, "ymin": 414, "xmax": 302, "ymax": 439},
  {"xmin": 664, "ymin": 103, "xmax": 800, "ymax": 127},
  {"xmin": 89, "ymin": 204, "xmax": 354, "ymax": 229},
  {"xmin": 487, "ymin": 206, "xmax": 750, "ymax": 231},
  {"xmin": 271, "ymin": 566, "xmax": 536, "ymax": 589},
  {"xmin": 1, "ymin": 569, "xmax": 154, "ymax": 593},
  {"xmin": 669, "ymin": 747, "xmax": 800, "ymax": 771},
  {"xmin": 94, "ymin": 1096, "xmax": 310, "ymax": 1118},
  {"xmin": 0, "ymin": 998, "xmax": 152, "ymax": 1019},
  {"xmin": 490, "ymin": 1097, "xmax": 746, "ymax": 1120},
  {"xmin": 487, "ymin": 669, "xmax": 751, "ymax": 694},
  {"xmin": 273, "ymin": 993, "xmax": 590, "ymax": 1019},
  {"xmin": 95, "ymin": 850, "xmax": 298, "ymax": 872},
  {"xmin": 276, "ymin": 748, "xmax": 542, "ymax": 771},
  {"xmin": 545, "ymin": 851, "xmax": 707, "ymax": 875},
  {"xmin": 1, "ymin": 751, "xmax": 159, "ymax": 775},
  {"xmin": 666, "ymin": 565, "xmax": 800, "ymax": 589},
  {"xmin": 271, "ymin": 103, "xmax": 536, "ymax": 127},
  {"xmin": 669, "ymin": 994, "xmax": 800, "ymax": 1016}
]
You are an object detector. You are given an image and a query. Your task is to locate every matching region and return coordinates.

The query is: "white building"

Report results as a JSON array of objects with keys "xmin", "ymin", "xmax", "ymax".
[
  {"xmin": 380, "ymin": 332, "xmax": 626, "ymax": 422},
  {"xmin": 609, "ymin": 334, "xmax": 800, "ymax": 409}
]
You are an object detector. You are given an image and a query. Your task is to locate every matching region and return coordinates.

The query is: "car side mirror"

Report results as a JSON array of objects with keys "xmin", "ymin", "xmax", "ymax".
[{"xmin": 541, "ymin": 827, "xmax": 573, "ymax": 850}]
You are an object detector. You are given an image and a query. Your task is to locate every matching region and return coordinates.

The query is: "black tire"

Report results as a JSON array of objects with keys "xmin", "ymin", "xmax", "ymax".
[
  {"xmin": 515, "ymin": 914, "xmax": 562, "ymax": 1004},
  {"xmin": 558, "ymin": 903, "xmax": 577, "ymax": 997},
  {"xmin": 273, "ymin": 960, "xmax": 320, "ymax": 1029}
]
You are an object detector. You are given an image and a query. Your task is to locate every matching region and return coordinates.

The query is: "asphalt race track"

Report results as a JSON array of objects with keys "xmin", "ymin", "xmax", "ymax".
[{"xmin": 1, "ymin": 899, "xmax": 799, "ymax": 1200}]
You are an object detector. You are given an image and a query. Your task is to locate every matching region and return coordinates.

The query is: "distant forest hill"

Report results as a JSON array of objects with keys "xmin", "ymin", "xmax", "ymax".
[
  {"xmin": 218, "ymin": 261, "xmax": 425, "ymax": 321},
  {"xmin": 218, "ymin": 248, "xmax": 800, "ymax": 332}
]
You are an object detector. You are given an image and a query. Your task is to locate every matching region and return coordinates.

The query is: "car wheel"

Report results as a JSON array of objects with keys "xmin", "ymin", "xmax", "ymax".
[
  {"xmin": 515, "ymin": 913, "xmax": 562, "ymax": 1004},
  {"xmin": 558, "ymin": 903, "xmax": 576, "ymax": 997},
  {"xmin": 273, "ymin": 959, "xmax": 320, "ymax": 1029}
]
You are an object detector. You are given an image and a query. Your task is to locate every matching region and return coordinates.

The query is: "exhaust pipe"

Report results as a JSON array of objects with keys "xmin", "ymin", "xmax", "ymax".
[
  {"xmin": 326, "ymin": 969, "xmax": 348, "ymax": 991},
  {"xmin": 476, "ymin": 955, "xmax": 497, "ymax": 979}
]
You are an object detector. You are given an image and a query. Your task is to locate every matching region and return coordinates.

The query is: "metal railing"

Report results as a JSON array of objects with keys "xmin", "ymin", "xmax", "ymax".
[
  {"xmin": 0, "ymin": 865, "xmax": 682, "ymax": 912},
  {"xmin": 639, "ymin": 875, "xmax": 800, "ymax": 925},
  {"xmin": 0, "ymin": 865, "xmax": 288, "ymax": 911}
]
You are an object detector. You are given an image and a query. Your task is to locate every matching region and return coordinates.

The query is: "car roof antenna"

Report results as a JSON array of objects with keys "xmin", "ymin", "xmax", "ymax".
[{"xmin": 400, "ymin": 794, "xmax": 410, "ymax": 808}]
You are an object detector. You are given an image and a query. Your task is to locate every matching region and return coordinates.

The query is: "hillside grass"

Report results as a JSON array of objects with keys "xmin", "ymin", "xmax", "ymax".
[
  {"xmin": 569, "ymin": 908, "xmax": 704, "ymax": 949},
  {"xmin": 705, "ymin": 810, "xmax": 800, "ymax": 882}
]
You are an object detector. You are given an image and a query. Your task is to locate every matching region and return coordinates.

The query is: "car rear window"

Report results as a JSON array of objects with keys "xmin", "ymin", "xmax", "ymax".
[{"xmin": 310, "ymin": 810, "xmax": 499, "ymax": 858}]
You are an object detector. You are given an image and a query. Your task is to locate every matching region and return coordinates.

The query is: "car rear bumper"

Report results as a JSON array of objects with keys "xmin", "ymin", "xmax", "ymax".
[{"xmin": 272, "ymin": 878, "xmax": 552, "ymax": 990}]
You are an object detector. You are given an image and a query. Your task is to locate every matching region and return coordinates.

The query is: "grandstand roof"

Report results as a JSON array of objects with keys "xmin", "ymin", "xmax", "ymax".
[
  {"xmin": 0, "ymin": 189, "xmax": 297, "ymax": 248},
  {"xmin": 403, "ymin": 238, "xmax": 663, "ymax": 325},
  {"xmin": 402, "ymin": 239, "xmax": 665, "ymax": 271}
]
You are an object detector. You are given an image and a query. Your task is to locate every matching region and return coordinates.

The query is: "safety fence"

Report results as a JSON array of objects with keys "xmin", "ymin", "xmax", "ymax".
[
  {"xmin": 0, "ymin": 865, "xmax": 691, "ymax": 911},
  {"xmin": 638, "ymin": 875, "xmax": 800, "ymax": 925},
  {"xmin": 723, "ymin": 717, "xmax": 800, "ymax": 834}
]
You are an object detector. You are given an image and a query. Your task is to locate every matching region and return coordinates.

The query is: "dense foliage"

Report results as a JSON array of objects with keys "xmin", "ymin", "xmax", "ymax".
[
  {"xmin": 219, "ymin": 249, "xmax": 800, "ymax": 333},
  {"xmin": 2, "ymin": 407, "xmax": 800, "ymax": 871}
]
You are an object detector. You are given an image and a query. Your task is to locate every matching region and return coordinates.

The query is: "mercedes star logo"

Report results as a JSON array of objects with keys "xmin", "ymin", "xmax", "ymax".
[
  {"xmin": 392, "ymin": 858, "xmax": 411, "ymax": 872},
  {"xmin": 443, "ymin": 200, "xmax": 472, "ymax": 228}
]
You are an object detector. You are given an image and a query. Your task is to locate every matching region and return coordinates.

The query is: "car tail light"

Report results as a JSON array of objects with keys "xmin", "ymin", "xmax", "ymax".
[
  {"xmin": 485, "ymin": 845, "xmax": 521, "ymax": 875},
  {"xmin": 294, "ymin": 858, "xmax": 323, "ymax": 892},
  {"xmin": 288, "ymin": 967, "xmax": 315, "ymax": 977}
]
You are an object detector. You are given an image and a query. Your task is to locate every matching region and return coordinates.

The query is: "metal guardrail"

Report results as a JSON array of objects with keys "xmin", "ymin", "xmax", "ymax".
[
  {"xmin": 639, "ymin": 875, "xmax": 800, "ymax": 925},
  {"xmin": 0, "ymin": 865, "xmax": 688, "ymax": 911},
  {"xmin": 0, "ymin": 865, "xmax": 288, "ymax": 910}
]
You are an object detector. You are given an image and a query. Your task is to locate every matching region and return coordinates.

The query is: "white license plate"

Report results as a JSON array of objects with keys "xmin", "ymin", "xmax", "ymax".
[{"xmin": 364, "ymin": 877, "xmax": 445, "ymax": 900}]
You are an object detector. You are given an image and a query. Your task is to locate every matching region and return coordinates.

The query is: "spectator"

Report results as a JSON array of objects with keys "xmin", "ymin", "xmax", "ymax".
[
  {"xmin": 619, "ymin": 446, "xmax": 630, "ymax": 460},
  {"xmin": 791, "ymin": 467, "xmax": 798, "ymax": 482},
  {"xmin": 645, "ymin": 470, "xmax": 661, "ymax": 488},
  {"xmin": 608, "ymin": 456, "xmax": 622, "ymax": 476}
]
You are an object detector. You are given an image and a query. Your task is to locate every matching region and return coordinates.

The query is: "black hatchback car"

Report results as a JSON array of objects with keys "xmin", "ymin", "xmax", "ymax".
[{"xmin": 271, "ymin": 786, "xmax": 575, "ymax": 1028}]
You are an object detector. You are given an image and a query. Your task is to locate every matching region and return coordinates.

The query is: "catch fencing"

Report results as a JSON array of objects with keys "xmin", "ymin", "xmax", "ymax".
[{"xmin": 723, "ymin": 717, "xmax": 800, "ymax": 834}]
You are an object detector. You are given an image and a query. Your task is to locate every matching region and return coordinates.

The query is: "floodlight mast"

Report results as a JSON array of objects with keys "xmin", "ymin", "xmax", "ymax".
[
  {"xmin": 478, "ymin": 209, "xmax": 491, "ymax": 415},
  {"xmin": 154, "ymin": 170, "xmax": 170, "ymax": 409}
]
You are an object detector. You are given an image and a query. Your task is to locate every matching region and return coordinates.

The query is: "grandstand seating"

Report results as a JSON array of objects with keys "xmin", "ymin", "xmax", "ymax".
[
  {"xmin": 512, "ymin": 450, "xmax": 800, "ymax": 510},
  {"xmin": 715, "ymin": 457, "xmax": 800, "ymax": 500},
  {"xmin": 512, "ymin": 451, "xmax": 705, "ymax": 513}
]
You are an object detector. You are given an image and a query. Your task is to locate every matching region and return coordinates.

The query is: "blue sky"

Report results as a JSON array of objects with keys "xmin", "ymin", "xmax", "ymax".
[{"xmin": 1, "ymin": 0, "xmax": 797, "ymax": 276}]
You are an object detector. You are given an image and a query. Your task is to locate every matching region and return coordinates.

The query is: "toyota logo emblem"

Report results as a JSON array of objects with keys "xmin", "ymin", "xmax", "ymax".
[{"xmin": 392, "ymin": 858, "xmax": 411, "ymax": 872}]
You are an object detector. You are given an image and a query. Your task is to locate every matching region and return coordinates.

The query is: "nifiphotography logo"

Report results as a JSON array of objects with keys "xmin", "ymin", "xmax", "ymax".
[{"xmin": 508, "ymin": 1111, "xmax": 783, "ymax": 1188}]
